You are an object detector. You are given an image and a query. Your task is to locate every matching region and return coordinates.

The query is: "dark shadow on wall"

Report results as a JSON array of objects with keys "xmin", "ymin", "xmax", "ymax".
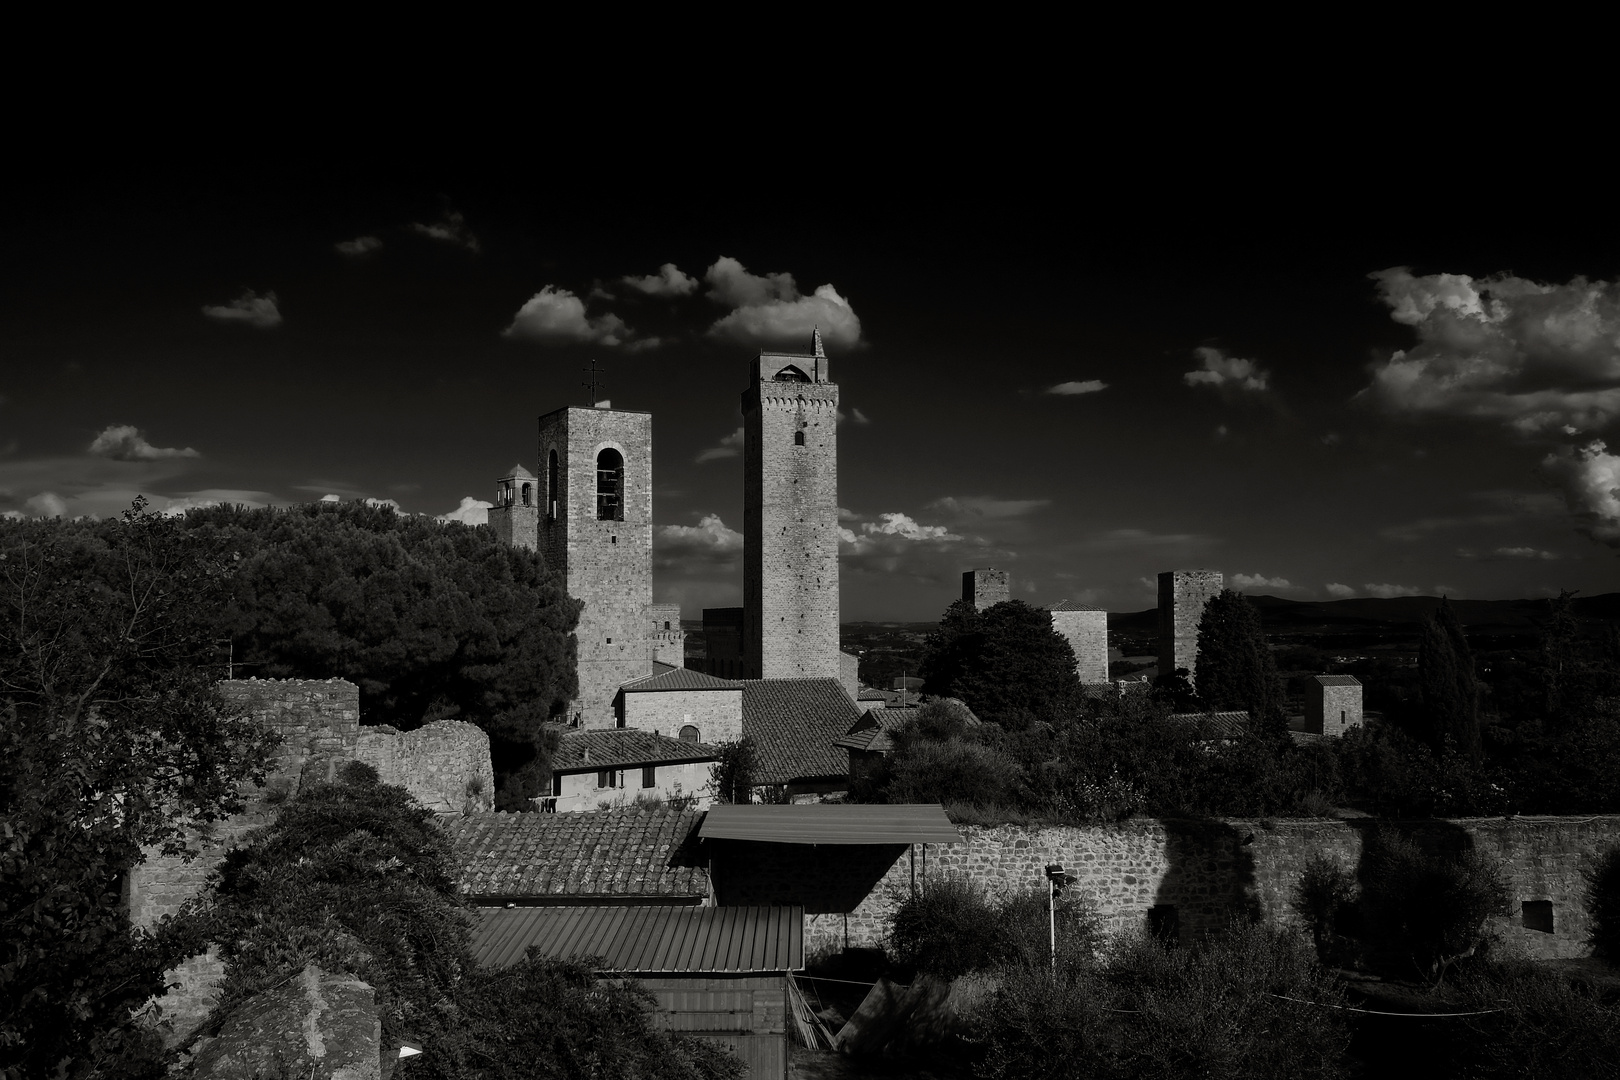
[
  {"xmin": 1151, "ymin": 817, "xmax": 1261, "ymax": 943},
  {"xmin": 708, "ymin": 840, "xmax": 908, "ymax": 913}
]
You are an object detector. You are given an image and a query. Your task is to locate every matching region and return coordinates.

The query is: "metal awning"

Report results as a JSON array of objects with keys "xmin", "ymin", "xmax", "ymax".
[
  {"xmin": 472, "ymin": 904, "xmax": 803, "ymax": 973},
  {"xmin": 699, "ymin": 804, "xmax": 962, "ymax": 845}
]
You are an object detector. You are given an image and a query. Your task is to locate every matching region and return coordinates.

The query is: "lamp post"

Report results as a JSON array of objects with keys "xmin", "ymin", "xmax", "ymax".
[{"xmin": 1044, "ymin": 863, "xmax": 1069, "ymax": 975}]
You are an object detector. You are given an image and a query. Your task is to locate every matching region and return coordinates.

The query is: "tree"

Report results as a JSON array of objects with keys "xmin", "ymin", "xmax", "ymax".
[
  {"xmin": 918, "ymin": 599, "xmax": 1081, "ymax": 728},
  {"xmin": 1193, "ymin": 590, "xmax": 1286, "ymax": 738},
  {"xmin": 1, "ymin": 500, "xmax": 277, "ymax": 1078},
  {"xmin": 1418, "ymin": 598, "xmax": 1481, "ymax": 761},
  {"xmin": 183, "ymin": 502, "xmax": 581, "ymax": 804},
  {"xmin": 708, "ymin": 738, "xmax": 757, "ymax": 804}
]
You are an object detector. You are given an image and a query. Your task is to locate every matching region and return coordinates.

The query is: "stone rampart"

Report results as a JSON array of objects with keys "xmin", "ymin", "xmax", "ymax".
[{"xmin": 796, "ymin": 815, "xmax": 1620, "ymax": 961}]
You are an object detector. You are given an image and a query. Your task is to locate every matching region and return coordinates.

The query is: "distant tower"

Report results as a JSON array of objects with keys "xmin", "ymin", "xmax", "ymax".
[
  {"xmin": 488, "ymin": 464, "xmax": 539, "ymax": 550},
  {"xmin": 743, "ymin": 329, "xmax": 840, "ymax": 679},
  {"xmin": 647, "ymin": 603, "xmax": 685, "ymax": 667},
  {"xmin": 1157, "ymin": 569, "xmax": 1223, "ymax": 682},
  {"xmin": 539, "ymin": 405, "xmax": 653, "ymax": 727},
  {"xmin": 963, "ymin": 568, "xmax": 1010, "ymax": 610},
  {"xmin": 1306, "ymin": 675, "xmax": 1364, "ymax": 736},
  {"xmin": 1049, "ymin": 601, "xmax": 1109, "ymax": 683}
]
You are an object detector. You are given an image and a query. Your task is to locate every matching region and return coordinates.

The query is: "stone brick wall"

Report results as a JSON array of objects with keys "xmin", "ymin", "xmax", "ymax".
[
  {"xmin": 1307, "ymin": 679, "xmax": 1365, "ymax": 736},
  {"xmin": 648, "ymin": 603, "xmax": 686, "ymax": 666},
  {"xmin": 555, "ymin": 760, "xmax": 715, "ymax": 812},
  {"xmin": 622, "ymin": 687, "xmax": 744, "ymax": 744},
  {"xmin": 127, "ymin": 678, "xmax": 494, "ymax": 1042},
  {"xmin": 743, "ymin": 353, "xmax": 840, "ymax": 681},
  {"xmin": 735, "ymin": 815, "xmax": 1620, "ymax": 961},
  {"xmin": 538, "ymin": 406, "xmax": 654, "ymax": 726},
  {"xmin": 1050, "ymin": 608, "xmax": 1108, "ymax": 683},
  {"xmin": 839, "ymin": 650, "xmax": 860, "ymax": 701},
  {"xmin": 962, "ymin": 568, "xmax": 1009, "ymax": 610},
  {"xmin": 489, "ymin": 466, "xmax": 539, "ymax": 551},
  {"xmin": 711, "ymin": 840, "xmax": 909, "ymax": 956},
  {"xmin": 1157, "ymin": 569, "xmax": 1222, "ymax": 680}
]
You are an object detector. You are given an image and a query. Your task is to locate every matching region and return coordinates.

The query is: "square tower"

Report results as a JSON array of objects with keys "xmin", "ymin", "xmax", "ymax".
[
  {"xmin": 1157, "ymin": 569, "xmax": 1223, "ymax": 682},
  {"xmin": 962, "ymin": 568, "xmax": 1009, "ymax": 610},
  {"xmin": 538, "ymin": 405, "xmax": 653, "ymax": 727},
  {"xmin": 1306, "ymin": 675, "xmax": 1364, "ymax": 736},
  {"xmin": 647, "ymin": 603, "xmax": 685, "ymax": 667},
  {"xmin": 488, "ymin": 463, "xmax": 539, "ymax": 551},
  {"xmin": 1049, "ymin": 601, "xmax": 1109, "ymax": 683},
  {"xmin": 742, "ymin": 331, "xmax": 840, "ymax": 680}
]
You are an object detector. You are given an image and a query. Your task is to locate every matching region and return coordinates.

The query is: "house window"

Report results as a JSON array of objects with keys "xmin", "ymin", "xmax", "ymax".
[
  {"xmin": 551, "ymin": 773, "xmax": 562, "ymax": 797},
  {"xmin": 547, "ymin": 449, "xmax": 560, "ymax": 520},
  {"xmin": 680, "ymin": 725, "xmax": 699, "ymax": 742},
  {"xmin": 642, "ymin": 766, "xmax": 656, "ymax": 788},
  {"xmin": 597, "ymin": 770, "xmax": 616, "ymax": 789},
  {"xmin": 1522, "ymin": 900, "xmax": 1554, "ymax": 933},
  {"xmin": 596, "ymin": 448, "xmax": 624, "ymax": 521}
]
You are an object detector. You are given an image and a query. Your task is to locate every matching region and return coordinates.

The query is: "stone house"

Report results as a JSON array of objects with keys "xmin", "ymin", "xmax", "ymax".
[
  {"xmin": 546, "ymin": 729, "xmax": 721, "ymax": 812},
  {"xmin": 616, "ymin": 666, "xmax": 744, "ymax": 744}
]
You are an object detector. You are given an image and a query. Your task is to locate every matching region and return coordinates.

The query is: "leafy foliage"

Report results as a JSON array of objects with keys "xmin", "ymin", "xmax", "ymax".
[
  {"xmin": 1417, "ymin": 598, "xmax": 1482, "ymax": 761},
  {"xmin": 1194, "ymin": 590, "xmax": 1286, "ymax": 737},
  {"xmin": 1291, "ymin": 856, "xmax": 1360, "ymax": 968},
  {"xmin": 1357, "ymin": 829, "xmax": 1508, "ymax": 984},
  {"xmin": 0, "ymin": 500, "xmax": 276, "ymax": 1079},
  {"xmin": 707, "ymin": 737, "xmax": 757, "ymax": 804},
  {"xmin": 888, "ymin": 877, "xmax": 1096, "ymax": 979},
  {"xmin": 1448, "ymin": 960, "xmax": 1620, "ymax": 1079},
  {"xmin": 1586, "ymin": 845, "xmax": 1620, "ymax": 966},
  {"xmin": 918, "ymin": 599, "xmax": 1081, "ymax": 728}
]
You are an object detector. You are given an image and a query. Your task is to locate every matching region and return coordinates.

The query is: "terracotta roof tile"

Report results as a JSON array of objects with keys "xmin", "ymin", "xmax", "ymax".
[
  {"xmin": 1169, "ymin": 710, "xmax": 1251, "ymax": 737},
  {"xmin": 1048, "ymin": 600, "xmax": 1106, "ymax": 611},
  {"xmin": 740, "ymin": 678, "xmax": 861, "ymax": 785},
  {"xmin": 445, "ymin": 808, "xmax": 708, "ymax": 899},
  {"xmin": 554, "ymin": 729, "xmax": 721, "ymax": 771},
  {"xmin": 621, "ymin": 668, "xmax": 742, "ymax": 693}
]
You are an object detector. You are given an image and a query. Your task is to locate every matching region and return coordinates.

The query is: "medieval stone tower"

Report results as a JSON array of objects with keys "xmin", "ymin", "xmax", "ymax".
[
  {"xmin": 488, "ymin": 464, "xmax": 539, "ymax": 550},
  {"xmin": 1157, "ymin": 568, "xmax": 1223, "ymax": 683},
  {"xmin": 742, "ymin": 329, "xmax": 840, "ymax": 680},
  {"xmin": 962, "ymin": 568, "xmax": 1010, "ymax": 610},
  {"xmin": 538, "ymin": 405, "xmax": 653, "ymax": 727}
]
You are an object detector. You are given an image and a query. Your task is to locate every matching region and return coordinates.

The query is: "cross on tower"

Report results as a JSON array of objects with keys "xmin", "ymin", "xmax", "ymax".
[{"xmin": 582, "ymin": 360, "xmax": 606, "ymax": 406}]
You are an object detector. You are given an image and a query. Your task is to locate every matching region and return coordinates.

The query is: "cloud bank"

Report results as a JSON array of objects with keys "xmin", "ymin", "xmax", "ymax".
[
  {"xmin": 410, "ymin": 210, "xmax": 480, "ymax": 252},
  {"xmin": 88, "ymin": 425, "xmax": 200, "ymax": 461},
  {"xmin": 202, "ymin": 289, "xmax": 282, "ymax": 329},
  {"xmin": 705, "ymin": 257, "xmax": 862, "ymax": 349},
  {"xmin": 438, "ymin": 497, "xmax": 491, "ymax": 525},
  {"xmin": 622, "ymin": 263, "xmax": 698, "ymax": 297},
  {"xmin": 503, "ymin": 286, "xmax": 640, "ymax": 347},
  {"xmin": 1184, "ymin": 347, "xmax": 1268, "ymax": 392},
  {"xmin": 1230, "ymin": 573, "xmax": 1293, "ymax": 591}
]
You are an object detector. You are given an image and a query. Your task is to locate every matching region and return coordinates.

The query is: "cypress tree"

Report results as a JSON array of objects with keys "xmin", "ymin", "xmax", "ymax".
[
  {"xmin": 1418, "ymin": 597, "xmax": 1482, "ymax": 761},
  {"xmin": 1193, "ymin": 590, "xmax": 1286, "ymax": 737}
]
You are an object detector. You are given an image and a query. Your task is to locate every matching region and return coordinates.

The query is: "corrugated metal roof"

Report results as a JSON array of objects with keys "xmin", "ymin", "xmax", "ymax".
[
  {"xmin": 621, "ymin": 668, "xmax": 742, "ymax": 693},
  {"xmin": 472, "ymin": 905, "xmax": 804, "ymax": 972},
  {"xmin": 700, "ymin": 804, "xmax": 962, "ymax": 845}
]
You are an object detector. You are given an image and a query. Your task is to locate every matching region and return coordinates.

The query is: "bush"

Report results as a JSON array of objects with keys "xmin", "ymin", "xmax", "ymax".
[
  {"xmin": 1358, "ymin": 830, "xmax": 1508, "ymax": 984},
  {"xmin": 977, "ymin": 921, "xmax": 1350, "ymax": 1080},
  {"xmin": 1449, "ymin": 960, "xmax": 1620, "ymax": 1079},
  {"xmin": 888, "ymin": 878, "xmax": 1095, "ymax": 979},
  {"xmin": 1587, "ymin": 845, "xmax": 1620, "ymax": 966},
  {"xmin": 1292, "ymin": 856, "xmax": 1360, "ymax": 968}
]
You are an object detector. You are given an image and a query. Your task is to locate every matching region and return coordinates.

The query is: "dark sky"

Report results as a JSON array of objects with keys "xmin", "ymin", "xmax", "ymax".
[{"xmin": 5, "ymin": 136, "xmax": 1619, "ymax": 621}]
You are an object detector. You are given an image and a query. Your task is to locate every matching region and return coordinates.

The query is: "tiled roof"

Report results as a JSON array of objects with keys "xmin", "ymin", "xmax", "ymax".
[
  {"xmin": 445, "ymin": 808, "xmax": 708, "ymax": 900},
  {"xmin": 833, "ymin": 727, "xmax": 894, "ymax": 753},
  {"xmin": 856, "ymin": 687, "xmax": 888, "ymax": 701},
  {"xmin": 741, "ymin": 678, "xmax": 862, "ymax": 785},
  {"xmin": 1169, "ymin": 710, "xmax": 1251, "ymax": 738},
  {"xmin": 504, "ymin": 463, "xmax": 536, "ymax": 478},
  {"xmin": 554, "ymin": 729, "xmax": 721, "ymax": 772},
  {"xmin": 650, "ymin": 660, "xmax": 677, "ymax": 675},
  {"xmin": 1290, "ymin": 730, "xmax": 1328, "ymax": 745},
  {"xmin": 621, "ymin": 667, "xmax": 741, "ymax": 693},
  {"xmin": 1314, "ymin": 675, "xmax": 1362, "ymax": 687},
  {"xmin": 1049, "ymin": 600, "xmax": 1106, "ymax": 611}
]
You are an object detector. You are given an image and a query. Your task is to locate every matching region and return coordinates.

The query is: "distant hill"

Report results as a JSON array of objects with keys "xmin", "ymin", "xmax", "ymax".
[{"xmin": 1107, "ymin": 593, "xmax": 1620, "ymax": 637}]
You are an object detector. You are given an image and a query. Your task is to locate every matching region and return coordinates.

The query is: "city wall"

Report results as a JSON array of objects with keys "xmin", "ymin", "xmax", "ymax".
[
  {"xmin": 779, "ymin": 815, "xmax": 1620, "ymax": 961},
  {"xmin": 127, "ymin": 678, "xmax": 494, "ymax": 1043}
]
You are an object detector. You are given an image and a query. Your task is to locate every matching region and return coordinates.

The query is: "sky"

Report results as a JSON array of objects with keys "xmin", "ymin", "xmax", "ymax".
[{"xmin": 5, "ymin": 135, "xmax": 1619, "ymax": 622}]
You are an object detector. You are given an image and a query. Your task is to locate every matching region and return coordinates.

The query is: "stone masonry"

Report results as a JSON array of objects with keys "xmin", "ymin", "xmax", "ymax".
[
  {"xmin": 127, "ymin": 678, "xmax": 494, "ymax": 1043},
  {"xmin": 538, "ymin": 405, "xmax": 654, "ymax": 726},
  {"xmin": 648, "ymin": 603, "xmax": 685, "ymax": 667},
  {"xmin": 488, "ymin": 463, "xmax": 539, "ymax": 551},
  {"xmin": 743, "ymin": 332, "xmax": 840, "ymax": 680},
  {"xmin": 1306, "ymin": 674, "xmax": 1364, "ymax": 736},
  {"xmin": 777, "ymin": 815, "xmax": 1620, "ymax": 962},
  {"xmin": 962, "ymin": 568, "xmax": 1009, "ymax": 610},
  {"xmin": 1049, "ymin": 602, "xmax": 1109, "ymax": 683},
  {"xmin": 1157, "ymin": 569, "xmax": 1222, "ymax": 681},
  {"xmin": 622, "ymin": 685, "xmax": 745, "ymax": 744}
]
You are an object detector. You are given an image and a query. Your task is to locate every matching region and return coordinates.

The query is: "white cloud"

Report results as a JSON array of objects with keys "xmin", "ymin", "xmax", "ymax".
[
  {"xmin": 836, "ymin": 408, "xmax": 872, "ymax": 425},
  {"xmin": 438, "ymin": 496, "xmax": 492, "ymax": 525},
  {"xmin": 502, "ymin": 286, "xmax": 637, "ymax": 347},
  {"xmin": 1184, "ymin": 346, "xmax": 1269, "ymax": 392},
  {"xmin": 655, "ymin": 514, "xmax": 744, "ymax": 570},
  {"xmin": 319, "ymin": 494, "xmax": 341, "ymax": 503},
  {"xmin": 1230, "ymin": 573, "xmax": 1293, "ymax": 591},
  {"xmin": 928, "ymin": 496, "xmax": 1051, "ymax": 520},
  {"xmin": 1543, "ymin": 439, "xmax": 1620, "ymax": 544},
  {"xmin": 1045, "ymin": 379, "xmax": 1108, "ymax": 396},
  {"xmin": 363, "ymin": 497, "xmax": 402, "ymax": 512},
  {"xmin": 1363, "ymin": 583, "xmax": 1425, "ymax": 599},
  {"xmin": 1495, "ymin": 546, "xmax": 1558, "ymax": 560},
  {"xmin": 704, "ymin": 257, "xmax": 862, "ymax": 349},
  {"xmin": 859, "ymin": 512, "xmax": 959, "ymax": 542},
  {"xmin": 838, "ymin": 507, "xmax": 859, "ymax": 521},
  {"xmin": 695, "ymin": 427, "xmax": 745, "ymax": 464},
  {"xmin": 24, "ymin": 492, "xmax": 67, "ymax": 517},
  {"xmin": 1325, "ymin": 583, "xmax": 1357, "ymax": 598},
  {"xmin": 158, "ymin": 489, "xmax": 276, "ymax": 516},
  {"xmin": 621, "ymin": 263, "xmax": 698, "ymax": 297},
  {"xmin": 1363, "ymin": 267, "xmax": 1620, "ymax": 434},
  {"xmin": 202, "ymin": 289, "xmax": 282, "ymax": 329},
  {"xmin": 410, "ymin": 210, "xmax": 480, "ymax": 252},
  {"xmin": 87, "ymin": 425, "xmax": 200, "ymax": 461},
  {"xmin": 335, "ymin": 235, "xmax": 382, "ymax": 256}
]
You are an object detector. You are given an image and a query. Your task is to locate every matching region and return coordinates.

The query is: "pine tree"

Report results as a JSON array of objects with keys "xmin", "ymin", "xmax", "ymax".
[
  {"xmin": 918, "ymin": 599, "xmax": 1080, "ymax": 728},
  {"xmin": 1193, "ymin": 590, "xmax": 1286, "ymax": 737},
  {"xmin": 1418, "ymin": 597, "xmax": 1482, "ymax": 761}
]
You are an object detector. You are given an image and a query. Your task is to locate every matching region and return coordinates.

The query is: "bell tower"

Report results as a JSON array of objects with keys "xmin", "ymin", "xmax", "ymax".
[
  {"xmin": 742, "ymin": 329, "xmax": 840, "ymax": 680},
  {"xmin": 488, "ymin": 464, "xmax": 539, "ymax": 550}
]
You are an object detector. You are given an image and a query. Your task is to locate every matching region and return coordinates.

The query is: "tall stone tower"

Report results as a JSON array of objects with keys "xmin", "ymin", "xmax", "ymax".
[
  {"xmin": 743, "ymin": 329, "xmax": 840, "ymax": 680},
  {"xmin": 538, "ymin": 405, "xmax": 653, "ymax": 727},
  {"xmin": 1049, "ymin": 601, "xmax": 1109, "ymax": 683},
  {"xmin": 488, "ymin": 464, "xmax": 539, "ymax": 550},
  {"xmin": 1157, "ymin": 569, "xmax": 1223, "ymax": 683},
  {"xmin": 962, "ymin": 568, "xmax": 1009, "ymax": 610}
]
